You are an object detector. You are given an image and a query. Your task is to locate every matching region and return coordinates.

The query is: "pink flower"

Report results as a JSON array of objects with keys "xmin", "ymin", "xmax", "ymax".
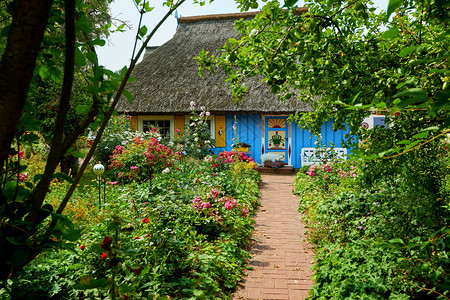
[
  {"xmin": 242, "ymin": 208, "xmax": 249, "ymax": 217},
  {"xmin": 114, "ymin": 145, "xmax": 123, "ymax": 154},
  {"xmin": 224, "ymin": 201, "xmax": 233, "ymax": 210},
  {"xmin": 211, "ymin": 189, "xmax": 219, "ymax": 199},
  {"xmin": 175, "ymin": 128, "xmax": 181, "ymax": 133},
  {"xmin": 201, "ymin": 202, "xmax": 211, "ymax": 209},
  {"xmin": 130, "ymin": 166, "xmax": 138, "ymax": 170},
  {"xmin": 109, "ymin": 181, "xmax": 118, "ymax": 185}
]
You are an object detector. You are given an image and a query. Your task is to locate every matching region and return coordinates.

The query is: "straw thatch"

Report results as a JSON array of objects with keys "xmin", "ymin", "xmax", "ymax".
[{"xmin": 117, "ymin": 10, "xmax": 312, "ymax": 114}]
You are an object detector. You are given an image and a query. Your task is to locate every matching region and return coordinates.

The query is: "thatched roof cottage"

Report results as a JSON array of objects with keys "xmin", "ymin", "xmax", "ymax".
[{"xmin": 117, "ymin": 11, "xmax": 349, "ymax": 168}]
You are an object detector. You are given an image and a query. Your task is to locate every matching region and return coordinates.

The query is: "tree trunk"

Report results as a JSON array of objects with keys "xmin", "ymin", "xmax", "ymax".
[{"xmin": 0, "ymin": 0, "xmax": 53, "ymax": 177}]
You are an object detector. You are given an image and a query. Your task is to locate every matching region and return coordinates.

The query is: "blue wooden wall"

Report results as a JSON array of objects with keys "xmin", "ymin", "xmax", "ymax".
[{"xmin": 211, "ymin": 114, "xmax": 350, "ymax": 168}]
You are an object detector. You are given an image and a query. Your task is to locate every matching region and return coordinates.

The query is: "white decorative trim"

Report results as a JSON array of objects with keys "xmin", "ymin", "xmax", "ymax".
[{"xmin": 301, "ymin": 147, "xmax": 347, "ymax": 166}]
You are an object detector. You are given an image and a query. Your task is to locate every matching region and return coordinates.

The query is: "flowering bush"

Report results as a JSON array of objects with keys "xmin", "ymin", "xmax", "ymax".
[
  {"xmin": 109, "ymin": 136, "xmax": 173, "ymax": 183},
  {"xmin": 294, "ymin": 141, "xmax": 450, "ymax": 299},
  {"xmin": 211, "ymin": 150, "xmax": 255, "ymax": 173},
  {"xmin": 302, "ymin": 161, "xmax": 359, "ymax": 191},
  {"xmin": 93, "ymin": 115, "xmax": 161, "ymax": 165}
]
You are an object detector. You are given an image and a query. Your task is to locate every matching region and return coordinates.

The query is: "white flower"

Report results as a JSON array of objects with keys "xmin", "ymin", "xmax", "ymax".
[
  {"xmin": 162, "ymin": 167, "xmax": 170, "ymax": 174},
  {"xmin": 206, "ymin": 111, "xmax": 210, "ymax": 116},
  {"xmin": 201, "ymin": 106, "xmax": 205, "ymax": 110}
]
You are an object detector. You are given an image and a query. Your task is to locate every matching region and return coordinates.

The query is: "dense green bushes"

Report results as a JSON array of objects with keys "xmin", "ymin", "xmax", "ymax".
[{"xmin": 294, "ymin": 141, "xmax": 449, "ymax": 299}]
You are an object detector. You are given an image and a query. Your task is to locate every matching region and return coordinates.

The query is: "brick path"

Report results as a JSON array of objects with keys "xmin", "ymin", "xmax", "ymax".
[{"xmin": 233, "ymin": 174, "xmax": 314, "ymax": 300}]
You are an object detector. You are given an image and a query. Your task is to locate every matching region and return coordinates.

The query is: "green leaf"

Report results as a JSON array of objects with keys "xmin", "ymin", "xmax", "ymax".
[
  {"xmin": 2, "ymin": 182, "xmax": 31, "ymax": 201},
  {"xmin": 389, "ymin": 238, "xmax": 404, "ymax": 244},
  {"xmin": 91, "ymin": 39, "xmax": 106, "ymax": 46},
  {"xmin": 397, "ymin": 139, "xmax": 411, "ymax": 145},
  {"xmin": 138, "ymin": 25, "xmax": 148, "ymax": 38},
  {"xmin": 49, "ymin": 67, "xmax": 63, "ymax": 83},
  {"xmin": 404, "ymin": 140, "xmax": 421, "ymax": 150},
  {"xmin": 284, "ymin": 0, "xmax": 298, "ymax": 7},
  {"xmin": 398, "ymin": 46, "xmax": 415, "ymax": 57},
  {"xmin": 386, "ymin": 0, "xmax": 403, "ymax": 20},
  {"xmin": 393, "ymin": 88, "xmax": 428, "ymax": 107},
  {"xmin": 53, "ymin": 172, "xmax": 74, "ymax": 184},
  {"xmin": 376, "ymin": 102, "xmax": 387, "ymax": 108},
  {"xmin": 122, "ymin": 89, "xmax": 134, "ymax": 103},
  {"xmin": 75, "ymin": 48, "xmax": 86, "ymax": 66},
  {"xmin": 39, "ymin": 66, "xmax": 50, "ymax": 80},
  {"xmin": 1, "ymin": 24, "xmax": 11, "ymax": 38},
  {"xmin": 86, "ymin": 51, "xmax": 98, "ymax": 64},
  {"xmin": 20, "ymin": 115, "xmax": 41, "ymax": 131},
  {"xmin": 71, "ymin": 151, "xmax": 85, "ymax": 159},
  {"xmin": 74, "ymin": 278, "xmax": 110, "ymax": 290},
  {"xmin": 380, "ymin": 27, "xmax": 399, "ymax": 39},
  {"xmin": 76, "ymin": 104, "xmax": 90, "ymax": 114},
  {"xmin": 412, "ymin": 131, "xmax": 429, "ymax": 139},
  {"xmin": 396, "ymin": 77, "xmax": 415, "ymax": 89}
]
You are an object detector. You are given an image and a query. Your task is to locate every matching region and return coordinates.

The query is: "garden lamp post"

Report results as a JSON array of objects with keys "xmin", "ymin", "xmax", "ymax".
[{"xmin": 93, "ymin": 163, "xmax": 105, "ymax": 208}]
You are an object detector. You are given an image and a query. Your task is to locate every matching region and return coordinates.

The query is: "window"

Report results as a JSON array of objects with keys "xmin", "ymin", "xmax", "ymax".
[
  {"xmin": 139, "ymin": 116, "xmax": 174, "ymax": 138},
  {"xmin": 187, "ymin": 117, "xmax": 215, "ymax": 139},
  {"xmin": 143, "ymin": 120, "xmax": 171, "ymax": 137}
]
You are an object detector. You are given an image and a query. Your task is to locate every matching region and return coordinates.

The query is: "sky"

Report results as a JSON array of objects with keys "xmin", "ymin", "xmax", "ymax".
[{"xmin": 97, "ymin": 0, "xmax": 389, "ymax": 71}]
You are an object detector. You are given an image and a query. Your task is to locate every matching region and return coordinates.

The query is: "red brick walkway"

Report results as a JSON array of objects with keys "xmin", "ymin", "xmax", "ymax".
[{"xmin": 233, "ymin": 174, "xmax": 314, "ymax": 300}]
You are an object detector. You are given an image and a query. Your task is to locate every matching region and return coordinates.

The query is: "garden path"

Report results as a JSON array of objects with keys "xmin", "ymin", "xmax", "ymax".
[{"xmin": 233, "ymin": 174, "xmax": 314, "ymax": 300}]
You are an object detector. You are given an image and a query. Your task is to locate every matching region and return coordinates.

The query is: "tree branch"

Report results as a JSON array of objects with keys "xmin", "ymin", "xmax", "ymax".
[
  {"xmin": 26, "ymin": 0, "xmax": 76, "ymax": 223},
  {"xmin": 55, "ymin": 0, "xmax": 186, "ymax": 216}
]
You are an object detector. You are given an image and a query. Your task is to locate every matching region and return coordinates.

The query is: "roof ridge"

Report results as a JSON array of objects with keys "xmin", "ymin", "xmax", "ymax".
[{"xmin": 179, "ymin": 8, "xmax": 308, "ymax": 24}]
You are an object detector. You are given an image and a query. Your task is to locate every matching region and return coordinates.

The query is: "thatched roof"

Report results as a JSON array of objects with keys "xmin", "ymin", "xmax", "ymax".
[{"xmin": 117, "ymin": 10, "xmax": 312, "ymax": 114}]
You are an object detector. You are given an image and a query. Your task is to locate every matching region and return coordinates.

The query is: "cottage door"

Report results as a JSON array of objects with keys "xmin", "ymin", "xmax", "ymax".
[{"xmin": 264, "ymin": 116, "xmax": 289, "ymax": 165}]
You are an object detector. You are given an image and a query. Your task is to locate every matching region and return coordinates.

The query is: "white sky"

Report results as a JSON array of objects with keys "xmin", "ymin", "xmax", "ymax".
[{"xmin": 97, "ymin": 0, "xmax": 389, "ymax": 71}]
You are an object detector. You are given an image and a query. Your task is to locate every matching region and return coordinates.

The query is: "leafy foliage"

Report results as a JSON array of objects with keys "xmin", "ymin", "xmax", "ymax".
[
  {"xmin": 293, "ymin": 140, "xmax": 450, "ymax": 299},
  {"xmin": 199, "ymin": 0, "xmax": 449, "ymax": 157}
]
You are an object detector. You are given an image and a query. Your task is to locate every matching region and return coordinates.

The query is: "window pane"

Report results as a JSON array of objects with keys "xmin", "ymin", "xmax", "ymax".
[{"xmin": 143, "ymin": 120, "xmax": 171, "ymax": 137}]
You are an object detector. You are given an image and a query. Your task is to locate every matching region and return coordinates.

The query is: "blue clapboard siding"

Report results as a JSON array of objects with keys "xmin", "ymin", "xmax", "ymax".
[
  {"xmin": 211, "ymin": 114, "xmax": 350, "ymax": 168},
  {"xmin": 290, "ymin": 120, "xmax": 350, "ymax": 168},
  {"xmin": 211, "ymin": 113, "xmax": 262, "ymax": 162}
]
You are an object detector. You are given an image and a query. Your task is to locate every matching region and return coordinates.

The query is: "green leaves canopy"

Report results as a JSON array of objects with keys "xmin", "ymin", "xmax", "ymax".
[{"xmin": 201, "ymin": 0, "xmax": 449, "ymax": 153}]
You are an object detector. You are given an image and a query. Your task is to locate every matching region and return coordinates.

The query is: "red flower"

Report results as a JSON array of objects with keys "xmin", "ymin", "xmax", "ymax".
[
  {"xmin": 134, "ymin": 236, "xmax": 140, "ymax": 239},
  {"xmin": 80, "ymin": 245, "xmax": 86, "ymax": 250},
  {"xmin": 101, "ymin": 236, "xmax": 112, "ymax": 250},
  {"xmin": 101, "ymin": 252, "xmax": 108, "ymax": 260},
  {"xmin": 142, "ymin": 218, "xmax": 150, "ymax": 223}
]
